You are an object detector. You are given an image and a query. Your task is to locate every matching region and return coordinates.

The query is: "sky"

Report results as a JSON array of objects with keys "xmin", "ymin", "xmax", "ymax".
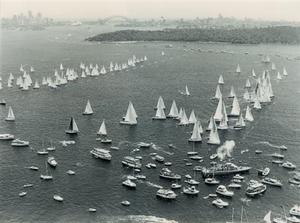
[{"xmin": 1, "ymin": 0, "xmax": 300, "ymax": 21}]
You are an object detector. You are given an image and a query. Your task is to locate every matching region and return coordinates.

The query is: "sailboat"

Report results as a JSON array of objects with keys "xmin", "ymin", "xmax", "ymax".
[
  {"xmin": 229, "ymin": 96, "xmax": 240, "ymax": 117},
  {"xmin": 228, "ymin": 86, "xmax": 236, "ymax": 98},
  {"xmin": 198, "ymin": 119, "xmax": 203, "ymax": 134},
  {"xmin": 152, "ymin": 105, "xmax": 166, "ymax": 120},
  {"xmin": 97, "ymin": 120, "xmax": 112, "ymax": 143},
  {"xmin": 33, "ymin": 80, "xmax": 40, "ymax": 89},
  {"xmin": 218, "ymin": 75, "xmax": 224, "ymax": 85},
  {"xmin": 277, "ymin": 72, "xmax": 282, "ymax": 80},
  {"xmin": 5, "ymin": 106, "xmax": 15, "ymax": 121},
  {"xmin": 20, "ymin": 64, "xmax": 24, "ymax": 72},
  {"xmin": 37, "ymin": 141, "xmax": 49, "ymax": 155},
  {"xmin": 263, "ymin": 211, "xmax": 272, "ymax": 223},
  {"xmin": 40, "ymin": 161, "xmax": 53, "ymax": 180},
  {"xmin": 167, "ymin": 100, "xmax": 179, "ymax": 118},
  {"xmin": 218, "ymin": 103, "xmax": 229, "ymax": 130},
  {"xmin": 65, "ymin": 117, "xmax": 79, "ymax": 134},
  {"xmin": 207, "ymin": 119, "xmax": 220, "ymax": 145},
  {"xmin": 213, "ymin": 85, "xmax": 222, "ymax": 100},
  {"xmin": 236, "ymin": 64, "xmax": 241, "ymax": 74},
  {"xmin": 120, "ymin": 101, "xmax": 137, "ymax": 125},
  {"xmin": 214, "ymin": 96, "xmax": 224, "ymax": 122},
  {"xmin": 60, "ymin": 64, "xmax": 64, "ymax": 71},
  {"xmin": 183, "ymin": 85, "xmax": 190, "ymax": 96},
  {"xmin": 252, "ymin": 69, "xmax": 256, "ymax": 77},
  {"xmin": 30, "ymin": 66, "xmax": 35, "ymax": 72},
  {"xmin": 206, "ymin": 116, "xmax": 214, "ymax": 131},
  {"xmin": 245, "ymin": 79, "xmax": 251, "ymax": 88},
  {"xmin": 178, "ymin": 108, "xmax": 189, "ymax": 126},
  {"xmin": 271, "ymin": 63, "xmax": 276, "ymax": 71},
  {"xmin": 188, "ymin": 110, "xmax": 197, "ymax": 124},
  {"xmin": 243, "ymin": 89, "xmax": 250, "ymax": 101},
  {"xmin": 83, "ymin": 100, "xmax": 93, "ymax": 115},
  {"xmin": 253, "ymin": 97, "xmax": 262, "ymax": 110},
  {"xmin": 234, "ymin": 113, "xmax": 246, "ymax": 130},
  {"xmin": 283, "ymin": 67, "xmax": 288, "ymax": 76},
  {"xmin": 245, "ymin": 105, "xmax": 254, "ymax": 122},
  {"xmin": 155, "ymin": 96, "xmax": 165, "ymax": 110},
  {"xmin": 188, "ymin": 121, "xmax": 202, "ymax": 142}
]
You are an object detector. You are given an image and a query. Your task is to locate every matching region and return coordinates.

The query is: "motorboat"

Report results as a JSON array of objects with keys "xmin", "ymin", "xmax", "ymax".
[
  {"xmin": 164, "ymin": 162, "xmax": 172, "ymax": 166},
  {"xmin": 212, "ymin": 199, "xmax": 229, "ymax": 208},
  {"xmin": 272, "ymin": 159, "xmax": 284, "ymax": 164},
  {"xmin": 290, "ymin": 205, "xmax": 300, "ymax": 217},
  {"xmin": 121, "ymin": 200, "xmax": 131, "ymax": 206},
  {"xmin": 255, "ymin": 150, "xmax": 263, "ymax": 154},
  {"xmin": 204, "ymin": 177, "xmax": 220, "ymax": 185},
  {"xmin": 190, "ymin": 155, "xmax": 203, "ymax": 161},
  {"xmin": 210, "ymin": 153, "xmax": 218, "ymax": 160},
  {"xmin": 122, "ymin": 179, "xmax": 136, "ymax": 189},
  {"xmin": 88, "ymin": 208, "xmax": 97, "ymax": 212},
  {"xmin": 271, "ymin": 153, "xmax": 284, "ymax": 159},
  {"xmin": 154, "ymin": 155, "xmax": 165, "ymax": 163},
  {"xmin": 47, "ymin": 156, "xmax": 58, "ymax": 168},
  {"xmin": 138, "ymin": 142, "xmax": 152, "ymax": 148},
  {"xmin": 90, "ymin": 148, "xmax": 112, "ymax": 161},
  {"xmin": 28, "ymin": 166, "xmax": 39, "ymax": 171},
  {"xmin": 228, "ymin": 182, "xmax": 242, "ymax": 189},
  {"xmin": 233, "ymin": 174, "xmax": 244, "ymax": 180},
  {"xmin": 156, "ymin": 188, "xmax": 177, "ymax": 200},
  {"xmin": 135, "ymin": 174, "xmax": 146, "ymax": 180},
  {"xmin": 11, "ymin": 139, "xmax": 29, "ymax": 147},
  {"xmin": 37, "ymin": 149, "xmax": 49, "ymax": 155},
  {"xmin": 122, "ymin": 156, "xmax": 142, "ymax": 169},
  {"xmin": 159, "ymin": 168, "xmax": 181, "ymax": 180},
  {"xmin": 23, "ymin": 184, "xmax": 34, "ymax": 188},
  {"xmin": 258, "ymin": 167, "xmax": 270, "ymax": 176},
  {"xmin": 183, "ymin": 186, "xmax": 199, "ymax": 195},
  {"xmin": 171, "ymin": 183, "xmax": 182, "ymax": 189},
  {"xmin": 0, "ymin": 134, "xmax": 15, "ymax": 140},
  {"xmin": 67, "ymin": 170, "xmax": 76, "ymax": 175},
  {"xmin": 245, "ymin": 180, "xmax": 267, "ymax": 197},
  {"xmin": 19, "ymin": 191, "xmax": 27, "ymax": 197},
  {"xmin": 53, "ymin": 195, "xmax": 64, "ymax": 202},
  {"xmin": 201, "ymin": 162, "xmax": 251, "ymax": 177},
  {"xmin": 216, "ymin": 185, "xmax": 234, "ymax": 197},
  {"xmin": 146, "ymin": 163, "xmax": 156, "ymax": 169},
  {"xmin": 187, "ymin": 151, "xmax": 198, "ymax": 156},
  {"xmin": 281, "ymin": 161, "xmax": 297, "ymax": 170},
  {"xmin": 286, "ymin": 216, "xmax": 300, "ymax": 223},
  {"xmin": 261, "ymin": 177, "xmax": 282, "ymax": 187},
  {"xmin": 184, "ymin": 179, "xmax": 200, "ymax": 185}
]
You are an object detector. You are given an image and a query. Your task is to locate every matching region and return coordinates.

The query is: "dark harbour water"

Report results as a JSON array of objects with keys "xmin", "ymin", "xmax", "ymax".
[{"xmin": 0, "ymin": 25, "xmax": 300, "ymax": 223}]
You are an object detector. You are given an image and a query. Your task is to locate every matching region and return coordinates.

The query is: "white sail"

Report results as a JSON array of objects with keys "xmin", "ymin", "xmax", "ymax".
[
  {"xmin": 230, "ymin": 96, "xmax": 240, "ymax": 116},
  {"xmin": 206, "ymin": 116, "xmax": 214, "ymax": 131},
  {"xmin": 33, "ymin": 80, "xmax": 40, "ymax": 89},
  {"xmin": 6, "ymin": 106, "xmax": 15, "ymax": 121},
  {"xmin": 198, "ymin": 119, "xmax": 204, "ymax": 134},
  {"xmin": 235, "ymin": 113, "xmax": 246, "ymax": 128},
  {"xmin": 207, "ymin": 119, "xmax": 220, "ymax": 145},
  {"xmin": 245, "ymin": 79, "xmax": 251, "ymax": 88},
  {"xmin": 214, "ymin": 97, "xmax": 223, "ymax": 121},
  {"xmin": 156, "ymin": 96, "xmax": 165, "ymax": 110},
  {"xmin": 153, "ymin": 106, "xmax": 166, "ymax": 119},
  {"xmin": 179, "ymin": 109, "xmax": 189, "ymax": 125},
  {"xmin": 236, "ymin": 64, "xmax": 241, "ymax": 73},
  {"xmin": 277, "ymin": 72, "xmax": 282, "ymax": 80},
  {"xmin": 214, "ymin": 85, "xmax": 222, "ymax": 99},
  {"xmin": 271, "ymin": 63, "xmax": 276, "ymax": 71},
  {"xmin": 245, "ymin": 105, "xmax": 254, "ymax": 122},
  {"xmin": 263, "ymin": 211, "xmax": 272, "ymax": 223},
  {"xmin": 177, "ymin": 107, "xmax": 183, "ymax": 120},
  {"xmin": 20, "ymin": 64, "xmax": 24, "ymax": 72},
  {"xmin": 243, "ymin": 89, "xmax": 250, "ymax": 101},
  {"xmin": 252, "ymin": 69, "xmax": 256, "ymax": 77},
  {"xmin": 228, "ymin": 86, "xmax": 236, "ymax": 98},
  {"xmin": 0, "ymin": 82, "xmax": 2, "ymax": 90},
  {"xmin": 122, "ymin": 101, "xmax": 137, "ymax": 124},
  {"xmin": 72, "ymin": 118, "xmax": 79, "ymax": 132},
  {"xmin": 98, "ymin": 120, "xmax": 107, "ymax": 136},
  {"xmin": 189, "ymin": 121, "xmax": 202, "ymax": 142},
  {"xmin": 60, "ymin": 64, "xmax": 64, "ymax": 71},
  {"xmin": 283, "ymin": 67, "xmax": 288, "ymax": 76},
  {"xmin": 218, "ymin": 75, "xmax": 224, "ymax": 85},
  {"xmin": 185, "ymin": 85, "xmax": 190, "ymax": 96},
  {"xmin": 253, "ymin": 97, "xmax": 262, "ymax": 110},
  {"xmin": 30, "ymin": 66, "xmax": 35, "ymax": 72},
  {"xmin": 81, "ymin": 71, "xmax": 86, "ymax": 78},
  {"xmin": 167, "ymin": 100, "xmax": 179, "ymax": 118},
  {"xmin": 188, "ymin": 110, "xmax": 197, "ymax": 124},
  {"xmin": 83, "ymin": 100, "xmax": 93, "ymax": 115}
]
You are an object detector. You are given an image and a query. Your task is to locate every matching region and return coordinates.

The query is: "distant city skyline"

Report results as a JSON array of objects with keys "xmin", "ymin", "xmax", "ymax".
[{"xmin": 1, "ymin": 0, "xmax": 300, "ymax": 22}]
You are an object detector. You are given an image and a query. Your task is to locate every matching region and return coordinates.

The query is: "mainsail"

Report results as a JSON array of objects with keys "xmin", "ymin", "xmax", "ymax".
[
  {"xmin": 245, "ymin": 105, "xmax": 254, "ymax": 122},
  {"xmin": 98, "ymin": 120, "xmax": 107, "ymax": 136},
  {"xmin": 229, "ymin": 96, "xmax": 240, "ymax": 116},
  {"xmin": 6, "ymin": 106, "xmax": 15, "ymax": 121},
  {"xmin": 236, "ymin": 64, "xmax": 241, "ymax": 73},
  {"xmin": 214, "ymin": 85, "xmax": 222, "ymax": 99},
  {"xmin": 207, "ymin": 119, "xmax": 220, "ymax": 145},
  {"xmin": 178, "ymin": 108, "xmax": 189, "ymax": 125},
  {"xmin": 218, "ymin": 75, "xmax": 224, "ymax": 85},
  {"xmin": 83, "ymin": 100, "xmax": 93, "ymax": 115},
  {"xmin": 156, "ymin": 96, "xmax": 166, "ymax": 110},
  {"xmin": 228, "ymin": 86, "xmax": 236, "ymax": 98},
  {"xmin": 188, "ymin": 110, "xmax": 197, "ymax": 124},
  {"xmin": 167, "ymin": 100, "xmax": 179, "ymax": 118},
  {"xmin": 189, "ymin": 121, "xmax": 202, "ymax": 142}
]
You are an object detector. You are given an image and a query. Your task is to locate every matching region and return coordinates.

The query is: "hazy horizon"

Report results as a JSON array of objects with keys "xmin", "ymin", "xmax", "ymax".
[{"xmin": 1, "ymin": 0, "xmax": 300, "ymax": 22}]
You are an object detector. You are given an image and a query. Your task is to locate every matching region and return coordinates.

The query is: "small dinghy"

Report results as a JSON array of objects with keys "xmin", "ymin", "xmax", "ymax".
[
  {"xmin": 67, "ymin": 170, "xmax": 76, "ymax": 175},
  {"xmin": 28, "ymin": 166, "xmax": 39, "ymax": 171},
  {"xmin": 53, "ymin": 195, "xmax": 64, "ymax": 202},
  {"xmin": 11, "ymin": 139, "xmax": 29, "ymax": 147},
  {"xmin": 88, "ymin": 208, "xmax": 97, "ymax": 212},
  {"xmin": 0, "ymin": 134, "xmax": 15, "ymax": 140},
  {"xmin": 23, "ymin": 184, "xmax": 34, "ymax": 188},
  {"xmin": 122, "ymin": 179, "xmax": 136, "ymax": 189},
  {"xmin": 47, "ymin": 156, "xmax": 58, "ymax": 168}
]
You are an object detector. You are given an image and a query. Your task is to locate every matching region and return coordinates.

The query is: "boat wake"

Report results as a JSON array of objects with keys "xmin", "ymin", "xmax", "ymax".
[
  {"xmin": 254, "ymin": 141, "xmax": 287, "ymax": 150},
  {"xmin": 152, "ymin": 144, "xmax": 174, "ymax": 155},
  {"xmin": 106, "ymin": 215, "xmax": 178, "ymax": 223},
  {"xmin": 144, "ymin": 181, "xmax": 163, "ymax": 189}
]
